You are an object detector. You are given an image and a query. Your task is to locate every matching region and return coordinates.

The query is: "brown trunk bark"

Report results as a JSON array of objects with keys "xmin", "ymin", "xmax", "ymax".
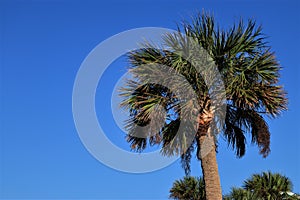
[
  {"xmin": 197, "ymin": 104, "xmax": 222, "ymax": 200},
  {"xmin": 198, "ymin": 131, "xmax": 222, "ymax": 200}
]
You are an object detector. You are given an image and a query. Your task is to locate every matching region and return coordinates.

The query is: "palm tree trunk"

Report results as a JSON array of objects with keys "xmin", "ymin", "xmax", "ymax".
[{"xmin": 199, "ymin": 132, "xmax": 222, "ymax": 200}]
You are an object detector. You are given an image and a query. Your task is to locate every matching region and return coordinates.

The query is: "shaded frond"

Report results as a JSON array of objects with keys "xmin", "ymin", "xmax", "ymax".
[
  {"xmin": 180, "ymin": 142, "xmax": 196, "ymax": 175},
  {"xmin": 224, "ymin": 106, "xmax": 271, "ymax": 158}
]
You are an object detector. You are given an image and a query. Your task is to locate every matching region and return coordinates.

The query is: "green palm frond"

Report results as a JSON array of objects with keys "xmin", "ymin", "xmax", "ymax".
[
  {"xmin": 224, "ymin": 106, "xmax": 271, "ymax": 157},
  {"xmin": 180, "ymin": 143, "xmax": 196, "ymax": 176}
]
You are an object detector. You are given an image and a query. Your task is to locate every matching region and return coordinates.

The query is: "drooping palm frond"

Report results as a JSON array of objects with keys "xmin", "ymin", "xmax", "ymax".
[
  {"xmin": 120, "ymin": 69, "xmax": 199, "ymax": 157},
  {"xmin": 180, "ymin": 142, "xmax": 196, "ymax": 175},
  {"xmin": 224, "ymin": 106, "xmax": 271, "ymax": 157},
  {"xmin": 120, "ymin": 81, "xmax": 179, "ymax": 152}
]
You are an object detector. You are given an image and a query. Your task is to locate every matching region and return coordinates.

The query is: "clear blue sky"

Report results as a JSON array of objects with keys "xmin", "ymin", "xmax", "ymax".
[{"xmin": 1, "ymin": 0, "xmax": 299, "ymax": 199}]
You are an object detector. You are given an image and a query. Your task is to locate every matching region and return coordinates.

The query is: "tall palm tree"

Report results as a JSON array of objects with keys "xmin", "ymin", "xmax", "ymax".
[
  {"xmin": 120, "ymin": 12, "xmax": 287, "ymax": 199},
  {"xmin": 169, "ymin": 176, "xmax": 205, "ymax": 200},
  {"xmin": 225, "ymin": 171, "xmax": 299, "ymax": 200}
]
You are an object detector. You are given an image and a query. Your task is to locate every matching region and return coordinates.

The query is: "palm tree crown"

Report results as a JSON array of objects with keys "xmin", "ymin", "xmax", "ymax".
[
  {"xmin": 120, "ymin": 12, "xmax": 287, "ymax": 171},
  {"xmin": 224, "ymin": 171, "xmax": 299, "ymax": 200},
  {"xmin": 120, "ymin": 12, "xmax": 287, "ymax": 199},
  {"xmin": 244, "ymin": 171, "xmax": 294, "ymax": 199},
  {"xmin": 169, "ymin": 176, "xmax": 205, "ymax": 200}
]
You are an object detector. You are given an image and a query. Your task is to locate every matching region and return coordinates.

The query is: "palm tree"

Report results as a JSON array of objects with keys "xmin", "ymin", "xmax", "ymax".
[
  {"xmin": 169, "ymin": 176, "xmax": 205, "ymax": 200},
  {"xmin": 225, "ymin": 171, "xmax": 299, "ymax": 200},
  {"xmin": 223, "ymin": 187, "xmax": 260, "ymax": 200},
  {"xmin": 244, "ymin": 171, "xmax": 297, "ymax": 200},
  {"xmin": 120, "ymin": 12, "xmax": 287, "ymax": 200}
]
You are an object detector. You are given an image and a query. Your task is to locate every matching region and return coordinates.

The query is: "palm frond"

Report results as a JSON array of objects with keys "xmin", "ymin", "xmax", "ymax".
[{"xmin": 224, "ymin": 106, "xmax": 271, "ymax": 157}]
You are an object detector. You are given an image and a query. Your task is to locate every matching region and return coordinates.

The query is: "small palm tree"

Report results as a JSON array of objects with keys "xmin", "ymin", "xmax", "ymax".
[
  {"xmin": 120, "ymin": 12, "xmax": 287, "ymax": 199},
  {"xmin": 169, "ymin": 176, "xmax": 205, "ymax": 200},
  {"xmin": 225, "ymin": 171, "xmax": 299, "ymax": 200},
  {"xmin": 244, "ymin": 171, "xmax": 296, "ymax": 200},
  {"xmin": 223, "ymin": 187, "xmax": 260, "ymax": 200}
]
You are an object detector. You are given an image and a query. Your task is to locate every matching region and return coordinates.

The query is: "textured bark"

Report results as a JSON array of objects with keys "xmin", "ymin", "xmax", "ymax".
[
  {"xmin": 196, "ymin": 105, "xmax": 222, "ymax": 200},
  {"xmin": 199, "ymin": 133, "xmax": 222, "ymax": 200}
]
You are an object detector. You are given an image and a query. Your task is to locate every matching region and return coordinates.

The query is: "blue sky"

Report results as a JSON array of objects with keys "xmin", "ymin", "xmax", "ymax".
[{"xmin": 1, "ymin": 0, "xmax": 299, "ymax": 199}]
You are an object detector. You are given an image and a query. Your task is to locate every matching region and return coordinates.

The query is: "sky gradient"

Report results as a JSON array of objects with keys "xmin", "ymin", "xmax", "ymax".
[{"xmin": 1, "ymin": 0, "xmax": 300, "ymax": 199}]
